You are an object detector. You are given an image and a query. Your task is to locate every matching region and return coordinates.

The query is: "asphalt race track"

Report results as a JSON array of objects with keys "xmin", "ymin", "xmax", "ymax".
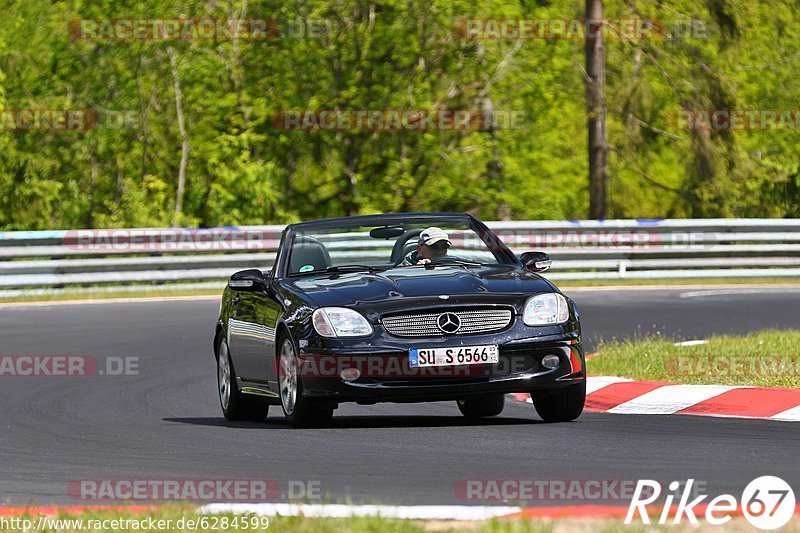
[{"xmin": 1, "ymin": 286, "xmax": 799, "ymax": 506}]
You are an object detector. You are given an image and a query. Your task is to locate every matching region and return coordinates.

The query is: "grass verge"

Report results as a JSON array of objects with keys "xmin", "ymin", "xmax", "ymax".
[
  {"xmin": 0, "ymin": 287, "xmax": 220, "ymax": 304},
  {"xmin": 1, "ymin": 277, "xmax": 799, "ymax": 304},
  {"xmin": 589, "ymin": 329, "xmax": 800, "ymax": 388},
  {"xmin": 0, "ymin": 506, "xmax": 541, "ymax": 533},
  {"xmin": 0, "ymin": 506, "xmax": 798, "ymax": 533}
]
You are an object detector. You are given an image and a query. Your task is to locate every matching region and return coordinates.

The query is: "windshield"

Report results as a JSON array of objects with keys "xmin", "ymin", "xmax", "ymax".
[{"xmin": 285, "ymin": 218, "xmax": 509, "ymax": 275}]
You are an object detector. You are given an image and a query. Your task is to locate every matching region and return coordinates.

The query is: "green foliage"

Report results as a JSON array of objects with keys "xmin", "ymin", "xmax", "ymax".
[
  {"xmin": 591, "ymin": 329, "xmax": 800, "ymax": 388},
  {"xmin": 0, "ymin": 0, "xmax": 798, "ymax": 229}
]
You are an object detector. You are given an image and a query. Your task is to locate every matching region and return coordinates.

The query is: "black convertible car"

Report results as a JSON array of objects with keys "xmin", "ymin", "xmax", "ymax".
[{"xmin": 214, "ymin": 213, "xmax": 585, "ymax": 427}]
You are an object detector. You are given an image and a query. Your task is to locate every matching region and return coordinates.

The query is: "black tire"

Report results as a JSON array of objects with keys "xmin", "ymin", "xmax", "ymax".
[
  {"xmin": 277, "ymin": 336, "xmax": 334, "ymax": 428},
  {"xmin": 217, "ymin": 338, "xmax": 269, "ymax": 421},
  {"xmin": 456, "ymin": 393, "xmax": 505, "ymax": 418},
  {"xmin": 532, "ymin": 380, "xmax": 586, "ymax": 423}
]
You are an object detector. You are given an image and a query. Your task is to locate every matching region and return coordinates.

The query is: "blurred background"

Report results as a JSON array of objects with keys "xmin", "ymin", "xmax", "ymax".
[{"xmin": 1, "ymin": 0, "xmax": 799, "ymax": 231}]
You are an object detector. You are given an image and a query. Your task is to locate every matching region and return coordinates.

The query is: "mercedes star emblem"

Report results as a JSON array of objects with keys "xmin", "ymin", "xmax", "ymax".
[{"xmin": 436, "ymin": 312, "xmax": 461, "ymax": 334}]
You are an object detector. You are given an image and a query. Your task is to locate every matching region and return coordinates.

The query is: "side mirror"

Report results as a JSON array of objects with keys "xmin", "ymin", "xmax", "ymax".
[
  {"xmin": 520, "ymin": 251, "xmax": 552, "ymax": 273},
  {"xmin": 228, "ymin": 269, "xmax": 269, "ymax": 292}
]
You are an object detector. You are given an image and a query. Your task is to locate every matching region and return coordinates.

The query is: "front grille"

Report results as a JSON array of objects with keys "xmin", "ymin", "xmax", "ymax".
[{"xmin": 381, "ymin": 308, "xmax": 514, "ymax": 337}]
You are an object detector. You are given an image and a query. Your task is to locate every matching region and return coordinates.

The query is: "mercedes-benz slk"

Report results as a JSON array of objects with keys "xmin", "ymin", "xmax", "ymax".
[{"xmin": 213, "ymin": 212, "xmax": 585, "ymax": 427}]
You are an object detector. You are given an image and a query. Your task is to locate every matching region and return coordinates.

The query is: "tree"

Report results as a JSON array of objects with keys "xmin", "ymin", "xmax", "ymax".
[{"xmin": 585, "ymin": 0, "xmax": 609, "ymax": 220}]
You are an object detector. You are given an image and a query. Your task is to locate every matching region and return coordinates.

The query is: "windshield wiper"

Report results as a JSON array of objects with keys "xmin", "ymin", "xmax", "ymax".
[
  {"xmin": 433, "ymin": 258, "xmax": 483, "ymax": 266},
  {"xmin": 325, "ymin": 265, "xmax": 386, "ymax": 273},
  {"xmin": 396, "ymin": 258, "xmax": 483, "ymax": 269},
  {"xmin": 289, "ymin": 264, "xmax": 385, "ymax": 277}
]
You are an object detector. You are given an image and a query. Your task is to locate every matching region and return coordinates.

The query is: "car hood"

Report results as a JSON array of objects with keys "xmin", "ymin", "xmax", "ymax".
[{"xmin": 281, "ymin": 265, "xmax": 557, "ymax": 316}]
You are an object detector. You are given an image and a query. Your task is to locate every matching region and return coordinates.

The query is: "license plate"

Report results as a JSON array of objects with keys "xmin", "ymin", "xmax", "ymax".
[{"xmin": 409, "ymin": 345, "xmax": 499, "ymax": 368}]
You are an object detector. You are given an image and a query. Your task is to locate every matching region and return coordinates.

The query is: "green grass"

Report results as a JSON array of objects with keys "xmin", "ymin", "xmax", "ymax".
[
  {"xmin": 0, "ymin": 287, "xmax": 220, "ymax": 304},
  {"xmin": 1, "ymin": 277, "xmax": 799, "ymax": 304},
  {"xmin": 0, "ymin": 506, "xmax": 552, "ymax": 533},
  {"xmin": 1, "ymin": 506, "xmax": 798, "ymax": 533},
  {"xmin": 590, "ymin": 329, "xmax": 800, "ymax": 388}
]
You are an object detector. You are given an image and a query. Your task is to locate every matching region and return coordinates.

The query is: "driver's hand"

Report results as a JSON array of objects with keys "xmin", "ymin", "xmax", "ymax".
[{"xmin": 417, "ymin": 258, "xmax": 431, "ymax": 265}]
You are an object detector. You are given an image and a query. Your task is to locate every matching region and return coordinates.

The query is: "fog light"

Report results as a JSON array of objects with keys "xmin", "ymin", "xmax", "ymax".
[
  {"xmin": 542, "ymin": 355, "xmax": 560, "ymax": 370},
  {"xmin": 340, "ymin": 368, "xmax": 361, "ymax": 381}
]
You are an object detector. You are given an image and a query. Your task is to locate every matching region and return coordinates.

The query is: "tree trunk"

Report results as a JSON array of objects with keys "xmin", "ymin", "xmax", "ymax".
[
  {"xmin": 481, "ymin": 97, "xmax": 510, "ymax": 220},
  {"xmin": 167, "ymin": 45, "xmax": 189, "ymax": 227},
  {"xmin": 585, "ymin": 0, "xmax": 609, "ymax": 219},
  {"xmin": 86, "ymin": 145, "xmax": 98, "ymax": 228},
  {"xmin": 341, "ymin": 137, "xmax": 360, "ymax": 216}
]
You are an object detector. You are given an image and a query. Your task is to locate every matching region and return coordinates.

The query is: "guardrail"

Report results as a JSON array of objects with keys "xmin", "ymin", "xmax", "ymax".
[{"xmin": 0, "ymin": 218, "xmax": 799, "ymax": 294}]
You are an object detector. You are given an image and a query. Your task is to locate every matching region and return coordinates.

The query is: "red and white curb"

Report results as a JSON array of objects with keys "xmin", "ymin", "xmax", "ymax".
[
  {"xmin": 0, "ymin": 505, "xmax": 155, "ymax": 516},
  {"xmin": 200, "ymin": 503, "xmax": 519, "ymax": 520},
  {"xmin": 3, "ymin": 502, "xmax": 800, "ymax": 521},
  {"xmin": 513, "ymin": 376, "xmax": 800, "ymax": 421},
  {"xmin": 0, "ymin": 504, "xmax": 520, "ymax": 521},
  {"xmin": 200, "ymin": 502, "xmax": 800, "ymax": 520}
]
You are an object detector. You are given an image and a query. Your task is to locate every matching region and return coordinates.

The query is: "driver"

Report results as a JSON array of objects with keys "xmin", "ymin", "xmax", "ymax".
[{"xmin": 400, "ymin": 227, "xmax": 452, "ymax": 266}]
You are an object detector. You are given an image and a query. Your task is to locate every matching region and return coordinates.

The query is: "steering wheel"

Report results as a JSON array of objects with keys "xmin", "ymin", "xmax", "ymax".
[{"xmin": 390, "ymin": 228, "xmax": 423, "ymax": 264}]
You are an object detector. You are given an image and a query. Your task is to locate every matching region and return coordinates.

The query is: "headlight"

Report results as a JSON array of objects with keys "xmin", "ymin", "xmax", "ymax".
[
  {"xmin": 312, "ymin": 307, "xmax": 373, "ymax": 337},
  {"xmin": 523, "ymin": 293, "xmax": 570, "ymax": 326}
]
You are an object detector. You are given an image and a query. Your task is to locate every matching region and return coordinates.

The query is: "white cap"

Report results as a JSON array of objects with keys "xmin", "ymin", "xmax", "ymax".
[{"xmin": 418, "ymin": 227, "xmax": 451, "ymax": 246}]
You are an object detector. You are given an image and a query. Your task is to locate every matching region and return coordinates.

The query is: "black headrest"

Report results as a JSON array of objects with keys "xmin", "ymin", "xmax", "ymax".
[{"xmin": 289, "ymin": 236, "xmax": 331, "ymax": 273}]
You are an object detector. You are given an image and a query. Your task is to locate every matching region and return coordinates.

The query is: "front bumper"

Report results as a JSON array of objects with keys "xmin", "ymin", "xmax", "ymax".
[{"xmin": 295, "ymin": 323, "xmax": 585, "ymax": 403}]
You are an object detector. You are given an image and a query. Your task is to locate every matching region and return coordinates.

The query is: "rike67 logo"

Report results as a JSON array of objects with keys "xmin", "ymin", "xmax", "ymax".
[{"xmin": 625, "ymin": 476, "xmax": 796, "ymax": 530}]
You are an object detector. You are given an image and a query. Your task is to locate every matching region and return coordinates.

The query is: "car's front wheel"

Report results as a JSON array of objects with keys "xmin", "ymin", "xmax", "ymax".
[
  {"xmin": 457, "ymin": 393, "xmax": 505, "ymax": 418},
  {"xmin": 531, "ymin": 380, "xmax": 586, "ymax": 422},
  {"xmin": 278, "ymin": 337, "xmax": 333, "ymax": 428},
  {"xmin": 217, "ymin": 338, "xmax": 269, "ymax": 421}
]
